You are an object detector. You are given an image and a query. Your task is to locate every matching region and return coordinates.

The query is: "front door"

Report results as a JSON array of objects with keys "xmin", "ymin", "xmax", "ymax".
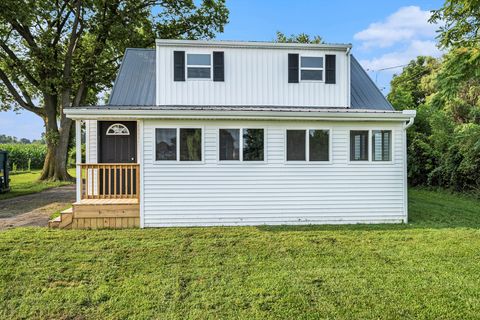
[
  {"xmin": 98, "ymin": 121, "xmax": 137, "ymax": 196},
  {"xmin": 98, "ymin": 121, "xmax": 137, "ymax": 163}
]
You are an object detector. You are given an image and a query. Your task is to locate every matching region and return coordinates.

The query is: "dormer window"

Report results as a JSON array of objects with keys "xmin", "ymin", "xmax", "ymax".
[
  {"xmin": 300, "ymin": 56, "xmax": 323, "ymax": 81},
  {"xmin": 187, "ymin": 53, "xmax": 211, "ymax": 79}
]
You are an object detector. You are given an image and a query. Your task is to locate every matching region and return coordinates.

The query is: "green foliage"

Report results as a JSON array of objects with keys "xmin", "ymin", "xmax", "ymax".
[
  {"xmin": 275, "ymin": 31, "xmax": 323, "ymax": 44},
  {"xmin": 387, "ymin": 56, "xmax": 439, "ymax": 111},
  {"xmin": 0, "ymin": 188, "xmax": 480, "ymax": 318},
  {"xmin": 68, "ymin": 144, "xmax": 85, "ymax": 167},
  {"xmin": 0, "ymin": 0, "xmax": 229, "ymax": 180},
  {"xmin": 0, "ymin": 143, "xmax": 46, "ymax": 170},
  {"xmin": 430, "ymin": 0, "xmax": 480, "ymax": 48},
  {"xmin": 389, "ymin": 46, "xmax": 480, "ymax": 193}
]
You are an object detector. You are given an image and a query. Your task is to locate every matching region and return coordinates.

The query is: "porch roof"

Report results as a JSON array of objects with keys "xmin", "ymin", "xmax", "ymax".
[{"xmin": 64, "ymin": 105, "xmax": 415, "ymax": 122}]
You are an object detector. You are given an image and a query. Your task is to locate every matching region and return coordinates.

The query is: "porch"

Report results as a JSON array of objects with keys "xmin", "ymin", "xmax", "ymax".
[
  {"xmin": 50, "ymin": 163, "xmax": 140, "ymax": 229},
  {"xmin": 49, "ymin": 120, "xmax": 141, "ymax": 229}
]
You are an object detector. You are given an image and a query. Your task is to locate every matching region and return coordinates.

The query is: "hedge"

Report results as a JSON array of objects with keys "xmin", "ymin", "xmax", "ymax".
[{"xmin": 0, "ymin": 143, "xmax": 47, "ymax": 170}]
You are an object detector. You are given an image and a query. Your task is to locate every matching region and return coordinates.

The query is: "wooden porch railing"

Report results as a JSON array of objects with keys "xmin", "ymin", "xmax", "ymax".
[{"xmin": 79, "ymin": 163, "xmax": 140, "ymax": 200}]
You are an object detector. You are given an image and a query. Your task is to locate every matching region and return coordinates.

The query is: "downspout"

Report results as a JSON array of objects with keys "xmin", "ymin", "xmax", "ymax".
[
  {"xmin": 402, "ymin": 110, "xmax": 416, "ymax": 129},
  {"xmin": 401, "ymin": 110, "xmax": 416, "ymax": 224}
]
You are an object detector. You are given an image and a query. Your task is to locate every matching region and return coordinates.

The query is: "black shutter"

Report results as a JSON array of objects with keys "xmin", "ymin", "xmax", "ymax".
[
  {"xmin": 213, "ymin": 51, "xmax": 224, "ymax": 82},
  {"xmin": 288, "ymin": 54, "xmax": 299, "ymax": 83},
  {"xmin": 173, "ymin": 51, "xmax": 185, "ymax": 81},
  {"xmin": 325, "ymin": 54, "xmax": 336, "ymax": 84}
]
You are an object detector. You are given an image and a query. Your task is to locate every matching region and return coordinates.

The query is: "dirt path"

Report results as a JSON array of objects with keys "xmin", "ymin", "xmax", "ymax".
[{"xmin": 0, "ymin": 185, "xmax": 75, "ymax": 230}]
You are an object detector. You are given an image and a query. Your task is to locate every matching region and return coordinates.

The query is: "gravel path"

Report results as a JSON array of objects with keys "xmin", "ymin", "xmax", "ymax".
[{"xmin": 0, "ymin": 185, "xmax": 75, "ymax": 230}]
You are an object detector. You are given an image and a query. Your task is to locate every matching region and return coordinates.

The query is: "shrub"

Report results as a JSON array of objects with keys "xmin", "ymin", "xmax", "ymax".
[{"xmin": 0, "ymin": 143, "xmax": 47, "ymax": 170}]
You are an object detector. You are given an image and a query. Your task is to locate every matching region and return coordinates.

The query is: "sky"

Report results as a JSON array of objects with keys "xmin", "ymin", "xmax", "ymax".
[{"xmin": 0, "ymin": 0, "xmax": 444, "ymax": 140}]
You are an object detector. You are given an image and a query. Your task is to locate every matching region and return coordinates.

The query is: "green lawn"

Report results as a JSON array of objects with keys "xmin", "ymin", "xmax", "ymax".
[
  {"xmin": 0, "ymin": 169, "xmax": 75, "ymax": 200},
  {"xmin": 1, "ymin": 189, "xmax": 479, "ymax": 319}
]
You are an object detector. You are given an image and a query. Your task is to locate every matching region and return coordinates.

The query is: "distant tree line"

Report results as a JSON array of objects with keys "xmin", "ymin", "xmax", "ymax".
[{"xmin": 0, "ymin": 134, "xmax": 45, "ymax": 144}]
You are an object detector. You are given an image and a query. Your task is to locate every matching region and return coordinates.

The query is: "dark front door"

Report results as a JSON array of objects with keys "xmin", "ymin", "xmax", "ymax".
[
  {"xmin": 99, "ymin": 121, "xmax": 137, "ymax": 163},
  {"xmin": 98, "ymin": 121, "xmax": 137, "ymax": 196}
]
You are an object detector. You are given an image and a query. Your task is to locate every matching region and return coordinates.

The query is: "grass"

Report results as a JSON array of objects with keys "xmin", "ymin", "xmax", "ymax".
[
  {"xmin": 0, "ymin": 188, "xmax": 480, "ymax": 319},
  {"xmin": 0, "ymin": 169, "xmax": 75, "ymax": 200}
]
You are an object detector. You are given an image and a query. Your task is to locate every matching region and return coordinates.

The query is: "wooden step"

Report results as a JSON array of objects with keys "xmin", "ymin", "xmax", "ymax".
[
  {"xmin": 59, "ymin": 208, "xmax": 74, "ymax": 229},
  {"xmin": 48, "ymin": 208, "xmax": 74, "ymax": 229},
  {"xmin": 48, "ymin": 215, "xmax": 61, "ymax": 228}
]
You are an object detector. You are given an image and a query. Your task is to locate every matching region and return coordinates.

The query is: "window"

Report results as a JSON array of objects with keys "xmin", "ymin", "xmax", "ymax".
[
  {"xmin": 350, "ymin": 131, "xmax": 369, "ymax": 161},
  {"xmin": 219, "ymin": 129, "xmax": 240, "ymax": 160},
  {"xmin": 300, "ymin": 56, "xmax": 323, "ymax": 81},
  {"xmin": 243, "ymin": 129, "xmax": 264, "ymax": 161},
  {"xmin": 106, "ymin": 123, "xmax": 130, "ymax": 136},
  {"xmin": 187, "ymin": 53, "xmax": 211, "ymax": 79},
  {"xmin": 372, "ymin": 130, "xmax": 392, "ymax": 161},
  {"xmin": 309, "ymin": 130, "xmax": 329, "ymax": 161},
  {"xmin": 287, "ymin": 129, "xmax": 330, "ymax": 162},
  {"xmin": 180, "ymin": 128, "xmax": 202, "ymax": 161},
  {"xmin": 155, "ymin": 128, "xmax": 202, "ymax": 161},
  {"xmin": 286, "ymin": 130, "xmax": 306, "ymax": 161},
  {"xmin": 156, "ymin": 129, "xmax": 176, "ymax": 161},
  {"xmin": 219, "ymin": 128, "xmax": 265, "ymax": 161}
]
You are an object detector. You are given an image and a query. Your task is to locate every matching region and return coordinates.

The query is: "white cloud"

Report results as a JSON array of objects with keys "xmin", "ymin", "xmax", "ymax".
[
  {"xmin": 359, "ymin": 40, "xmax": 442, "ymax": 72},
  {"xmin": 354, "ymin": 6, "xmax": 439, "ymax": 49}
]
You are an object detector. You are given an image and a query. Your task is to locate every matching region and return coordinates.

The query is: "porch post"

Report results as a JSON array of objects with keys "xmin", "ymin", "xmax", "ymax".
[{"xmin": 75, "ymin": 120, "xmax": 82, "ymax": 202}]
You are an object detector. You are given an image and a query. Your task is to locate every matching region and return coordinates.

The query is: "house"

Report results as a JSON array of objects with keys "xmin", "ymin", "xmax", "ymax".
[{"xmin": 51, "ymin": 39, "xmax": 416, "ymax": 229}]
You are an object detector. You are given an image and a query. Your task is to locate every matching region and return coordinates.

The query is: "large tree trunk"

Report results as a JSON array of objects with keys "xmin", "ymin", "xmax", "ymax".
[{"xmin": 39, "ymin": 101, "xmax": 74, "ymax": 181}]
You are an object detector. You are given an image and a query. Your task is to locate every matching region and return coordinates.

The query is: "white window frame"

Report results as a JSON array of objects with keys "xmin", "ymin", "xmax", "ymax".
[
  {"xmin": 217, "ymin": 127, "xmax": 267, "ymax": 164},
  {"xmin": 154, "ymin": 126, "xmax": 204, "ymax": 164},
  {"xmin": 372, "ymin": 129, "xmax": 393, "ymax": 162},
  {"xmin": 186, "ymin": 52, "xmax": 212, "ymax": 80},
  {"xmin": 106, "ymin": 123, "xmax": 130, "ymax": 136},
  {"xmin": 284, "ymin": 128, "xmax": 332, "ymax": 164},
  {"xmin": 299, "ymin": 55, "xmax": 325, "ymax": 82},
  {"xmin": 347, "ymin": 129, "xmax": 394, "ymax": 164}
]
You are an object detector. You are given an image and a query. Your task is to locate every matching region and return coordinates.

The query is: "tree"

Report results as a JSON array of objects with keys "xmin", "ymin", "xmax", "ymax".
[
  {"xmin": 430, "ymin": 0, "xmax": 480, "ymax": 48},
  {"xmin": 0, "ymin": 0, "xmax": 228, "ymax": 181},
  {"xmin": 387, "ymin": 56, "xmax": 439, "ymax": 111},
  {"xmin": 275, "ymin": 31, "xmax": 323, "ymax": 44}
]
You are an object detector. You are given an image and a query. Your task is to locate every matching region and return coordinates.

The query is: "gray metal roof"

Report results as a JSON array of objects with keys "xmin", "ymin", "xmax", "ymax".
[
  {"xmin": 108, "ymin": 48, "xmax": 393, "ymax": 111},
  {"xmin": 108, "ymin": 48, "xmax": 156, "ymax": 106},
  {"xmin": 350, "ymin": 56, "xmax": 393, "ymax": 110}
]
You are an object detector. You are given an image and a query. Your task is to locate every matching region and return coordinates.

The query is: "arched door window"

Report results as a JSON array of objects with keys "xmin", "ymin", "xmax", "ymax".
[{"xmin": 106, "ymin": 123, "xmax": 130, "ymax": 136}]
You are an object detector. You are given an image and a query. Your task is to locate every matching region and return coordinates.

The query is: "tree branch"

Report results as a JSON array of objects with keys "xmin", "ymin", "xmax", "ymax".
[
  {"xmin": 0, "ymin": 41, "xmax": 40, "ymax": 88},
  {"xmin": 0, "ymin": 68, "xmax": 44, "ymax": 116},
  {"xmin": 61, "ymin": 0, "xmax": 83, "ymax": 109}
]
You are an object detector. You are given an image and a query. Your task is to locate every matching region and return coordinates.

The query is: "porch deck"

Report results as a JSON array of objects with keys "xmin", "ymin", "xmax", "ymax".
[{"xmin": 49, "ymin": 163, "xmax": 140, "ymax": 229}]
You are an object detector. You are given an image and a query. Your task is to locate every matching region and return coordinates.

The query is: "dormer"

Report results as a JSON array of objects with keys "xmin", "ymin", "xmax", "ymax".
[{"xmin": 155, "ymin": 39, "xmax": 352, "ymax": 107}]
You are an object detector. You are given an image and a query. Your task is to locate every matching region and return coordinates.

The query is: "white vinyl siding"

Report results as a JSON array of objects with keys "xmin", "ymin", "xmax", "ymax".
[
  {"xmin": 85, "ymin": 120, "xmax": 97, "ymax": 163},
  {"xmin": 156, "ymin": 45, "xmax": 348, "ymax": 107},
  {"xmin": 142, "ymin": 119, "xmax": 406, "ymax": 227}
]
